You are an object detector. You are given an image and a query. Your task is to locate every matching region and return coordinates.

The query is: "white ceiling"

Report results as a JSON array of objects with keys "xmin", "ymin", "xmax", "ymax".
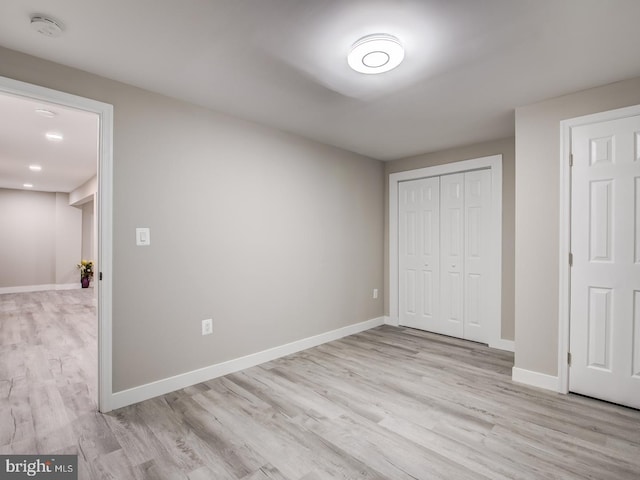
[
  {"xmin": 1, "ymin": 0, "xmax": 640, "ymax": 161},
  {"xmin": 0, "ymin": 93, "xmax": 98, "ymax": 192}
]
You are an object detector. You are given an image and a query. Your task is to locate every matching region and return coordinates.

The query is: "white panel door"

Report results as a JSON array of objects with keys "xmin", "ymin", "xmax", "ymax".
[
  {"xmin": 398, "ymin": 177, "xmax": 440, "ymax": 331},
  {"xmin": 463, "ymin": 170, "xmax": 492, "ymax": 343},
  {"xmin": 439, "ymin": 173, "xmax": 465, "ymax": 338},
  {"xmin": 570, "ymin": 114, "xmax": 640, "ymax": 409}
]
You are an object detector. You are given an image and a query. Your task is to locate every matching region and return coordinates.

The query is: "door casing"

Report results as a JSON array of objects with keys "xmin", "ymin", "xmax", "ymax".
[
  {"xmin": 0, "ymin": 75, "xmax": 114, "ymax": 412},
  {"xmin": 389, "ymin": 155, "xmax": 507, "ymax": 350},
  {"xmin": 558, "ymin": 103, "xmax": 640, "ymax": 394}
]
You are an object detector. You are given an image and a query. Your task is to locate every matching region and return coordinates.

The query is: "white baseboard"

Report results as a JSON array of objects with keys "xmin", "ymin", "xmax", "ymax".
[
  {"xmin": 110, "ymin": 316, "xmax": 385, "ymax": 410},
  {"xmin": 0, "ymin": 283, "xmax": 81, "ymax": 294},
  {"xmin": 55, "ymin": 283, "xmax": 83, "ymax": 291},
  {"xmin": 384, "ymin": 315, "xmax": 399, "ymax": 326},
  {"xmin": 489, "ymin": 338, "xmax": 515, "ymax": 352},
  {"xmin": 512, "ymin": 366, "xmax": 560, "ymax": 392}
]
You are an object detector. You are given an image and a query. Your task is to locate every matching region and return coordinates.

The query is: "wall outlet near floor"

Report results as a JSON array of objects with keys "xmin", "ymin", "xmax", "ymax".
[
  {"xmin": 373, "ymin": 288, "xmax": 379, "ymax": 299},
  {"xmin": 201, "ymin": 318, "xmax": 213, "ymax": 336}
]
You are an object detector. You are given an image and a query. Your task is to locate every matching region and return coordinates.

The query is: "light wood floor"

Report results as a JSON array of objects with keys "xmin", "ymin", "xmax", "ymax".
[{"xmin": 1, "ymin": 290, "xmax": 639, "ymax": 479}]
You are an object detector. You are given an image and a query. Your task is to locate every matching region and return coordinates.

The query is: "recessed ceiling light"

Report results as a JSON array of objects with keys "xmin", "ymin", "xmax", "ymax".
[
  {"xmin": 23, "ymin": 183, "xmax": 34, "ymax": 188},
  {"xmin": 29, "ymin": 165, "xmax": 42, "ymax": 172},
  {"xmin": 35, "ymin": 108, "xmax": 57, "ymax": 118},
  {"xmin": 45, "ymin": 132, "xmax": 63, "ymax": 142},
  {"xmin": 30, "ymin": 16, "xmax": 64, "ymax": 38},
  {"xmin": 348, "ymin": 34, "xmax": 405, "ymax": 74}
]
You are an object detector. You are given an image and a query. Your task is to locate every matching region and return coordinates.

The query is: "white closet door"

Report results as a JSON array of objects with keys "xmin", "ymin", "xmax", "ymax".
[
  {"xmin": 398, "ymin": 177, "xmax": 440, "ymax": 331},
  {"xmin": 570, "ymin": 114, "xmax": 640, "ymax": 409},
  {"xmin": 439, "ymin": 173, "xmax": 465, "ymax": 338},
  {"xmin": 463, "ymin": 170, "xmax": 492, "ymax": 343}
]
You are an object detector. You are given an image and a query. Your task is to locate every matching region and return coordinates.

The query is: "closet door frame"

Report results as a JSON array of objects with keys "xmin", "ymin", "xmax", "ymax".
[{"xmin": 389, "ymin": 155, "xmax": 507, "ymax": 350}]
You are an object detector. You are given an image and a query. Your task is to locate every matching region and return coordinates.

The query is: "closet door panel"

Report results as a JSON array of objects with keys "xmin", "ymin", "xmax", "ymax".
[
  {"xmin": 463, "ymin": 169, "xmax": 492, "ymax": 342},
  {"xmin": 439, "ymin": 173, "xmax": 465, "ymax": 338},
  {"xmin": 398, "ymin": 177, "xmax": 440, "ymax": 331}
]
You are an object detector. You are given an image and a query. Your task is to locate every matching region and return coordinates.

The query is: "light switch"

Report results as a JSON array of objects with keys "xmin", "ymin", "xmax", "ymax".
[{"xmin": 136, "ymin": 227, "xmax": 150, "ymax": 246}]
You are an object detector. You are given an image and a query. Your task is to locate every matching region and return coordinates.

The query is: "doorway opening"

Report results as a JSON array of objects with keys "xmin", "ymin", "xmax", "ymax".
[
  {"xmin": 0, "ymin": 75, "xmax": 113, "ymax": 412},
  {"xmin": 559, "ymin": 103, "xmax": 640, "ymax": 409}
]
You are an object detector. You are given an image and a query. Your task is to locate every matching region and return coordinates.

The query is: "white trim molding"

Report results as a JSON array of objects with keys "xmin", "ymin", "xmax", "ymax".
[
  {"xmin": 512, "ymin": 367, "xmax": 560, "ymax": 392},
  {"xmin": 490, "ymin": 338, "xmax": 515, "ymax": 353},
  {"xmin": 55, "ymin": 283, "xmax": 83, "ymax": 291},
  {"xmin": 558, "ymin": 103, "xmax": 640, "ymax": 396},
  {"xmin": 111, "ymin": 316, "xmax": 385, "ymax": 410},
  {"xmin": 0, "ymin": 75, "xmax": 114, "ymax": 413},
  {"xmin": 0, "ymin": 283, "xmax": 81, "ymax": 295},
  {"xmin": 389, "ymin": 155, "xmax": 504, "ymax": 347},
  {"xmin": 384, "ymin": 315, "xmax": 399, "ymax": 326}
]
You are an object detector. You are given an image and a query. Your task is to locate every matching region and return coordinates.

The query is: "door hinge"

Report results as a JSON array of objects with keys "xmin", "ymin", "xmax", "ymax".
[
  {"xmin": 569, "ymin": 252, "xmax": 573, "ymax": 267},
  {"xmin": 568, "ymin": 352, "xmax": 572, "ymax": 366},
  {"xmin": 569, "ymin": 153, "xmax": 574, "ymax": 167},
  {"xmin": 99, "ymin": 272, "xmax": 103, "ymax": 281}
]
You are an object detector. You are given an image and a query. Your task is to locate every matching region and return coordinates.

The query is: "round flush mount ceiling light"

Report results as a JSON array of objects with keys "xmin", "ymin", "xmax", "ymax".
[
  {"xmin": 30, "ymin": 16, "xmax": 64, "ymax": 38},
  {"xmin": 348, "ymin": 34, "xmax": 404, "ymax": 74}
]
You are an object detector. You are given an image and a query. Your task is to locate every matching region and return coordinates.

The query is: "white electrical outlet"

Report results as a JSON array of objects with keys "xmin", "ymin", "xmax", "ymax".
[
  {"xmin": 373, "ymin": 288, "xmax": 379, "ymax": 299},
  {"xmin": 201, "ymin": 318, "xmax": 213, "ymax": 336}
]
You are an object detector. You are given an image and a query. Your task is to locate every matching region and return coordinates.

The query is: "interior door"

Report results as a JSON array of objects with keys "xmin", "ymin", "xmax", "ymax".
[
  {"xmin": 398, "ymin": 177, "xmax": 440, "ymax": 331},
  {"xmin": 439, "ymin": 173, "xmax": 465, "ymax": 338},
  {"xmin": 463, "ymin": 169, "xmax": 492, "ymax": 343},
  {"xmin": 570, "ymin": 113, "xmax": 640, "ymax": 409}
]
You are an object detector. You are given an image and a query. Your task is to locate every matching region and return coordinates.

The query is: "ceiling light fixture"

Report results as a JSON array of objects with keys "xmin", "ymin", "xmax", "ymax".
[
  {"xmin": 45, "ymin": 132, "xmax": 63, "ymax": 142},
  {"xmin": 23, "ymin": 183, "xmax": 34, "ymax": 188},
  {"xmin": 30, "ymin": 16, "xmax": 64, "ymax": 38},
  {"xmin": 348, "ymin": 33, "xmax": 404, "ymax": 74},
  {"xmin": 29, "ymin": 165, "xmax": 42, "ymax": 172},
  {"xmin": 35, "ymin": 108, "xmax": 57, "ymax": 118}
]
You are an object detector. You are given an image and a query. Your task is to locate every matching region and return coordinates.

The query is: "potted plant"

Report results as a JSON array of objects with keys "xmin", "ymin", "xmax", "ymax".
[{"xmin": 77, "ymin": 260, "xmax": 94, "ymax": 288}]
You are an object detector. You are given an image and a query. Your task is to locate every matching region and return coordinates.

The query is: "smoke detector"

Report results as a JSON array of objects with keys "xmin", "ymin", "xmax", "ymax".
[{"xmin": 30, "ymin": 16, "xmax": 64, "ymax": 38}]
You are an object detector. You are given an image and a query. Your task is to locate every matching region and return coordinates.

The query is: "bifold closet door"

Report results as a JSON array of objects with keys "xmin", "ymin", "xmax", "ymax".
[
  {"xmin": 462, "ymin": 169, "xmax": 492, "ymax": 343},
  {"xmin": 398, "ymin": 177, "xmax": 440, "ymax": 331},
  {"xmin": 439, "ymin": 173, "xmax": 465, "ymax": 338},
  {"xmin": 440, "ymin": 170, "xmax": 492, "ymax": 341},
  {"xmin": 399, "ymin": 170, "xmax": 492, "ymax": 342}
]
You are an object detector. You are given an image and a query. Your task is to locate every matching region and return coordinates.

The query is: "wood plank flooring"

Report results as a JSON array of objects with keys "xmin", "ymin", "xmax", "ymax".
[{"xmin": 1, "ymin": 290, "xmax": 639, "ymax": 479}]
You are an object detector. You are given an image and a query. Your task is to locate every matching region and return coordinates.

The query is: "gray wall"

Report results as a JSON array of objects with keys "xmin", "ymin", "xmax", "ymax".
[
  {"xmin": 515, "ymin": 76, "xmax": 640, "ymax": 376},
  {"xmin": 384, "ymin": 137, "xmax": 516, "ymax": 341},
  {"xmin": 81, "ymin": 200, "xmax": 94, "ymax": 262},
  {"xmin": 70, "ymin": 176, "xmax": 98, "ymax": 282},
  {"xmin": 0, "ymin": 189, "xmax": 56, "ymax": 287},
  {"xmin": 0, "ymin": 189, "xmax": 81, "ymax": 288},
  {"xmin": 55, "ymin": 192, "xmax": 82, "ymax": 285},
  {"xmin": 0, "ymin": 46, "xmax": 385, "ymax": 392}
]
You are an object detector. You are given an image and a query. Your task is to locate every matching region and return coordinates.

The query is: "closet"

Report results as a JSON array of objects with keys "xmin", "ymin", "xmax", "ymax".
[{"xmin": 398, "ymin": 169, "xmax": 492, "ymax": 343}]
